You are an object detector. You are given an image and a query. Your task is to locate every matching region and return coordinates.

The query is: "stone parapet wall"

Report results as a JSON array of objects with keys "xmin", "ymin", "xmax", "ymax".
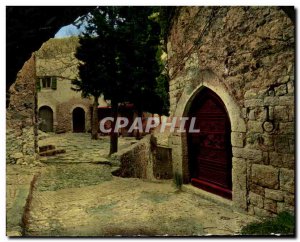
[
  {"xmin": 111, "ymin": 135, "xmax": 155, "ymax": 179},
  {"xmin": 167, "ymin": 6, "xmax": 294, "ymax": 216},
  {"xmin": 111, "ymin": 135, "xmax": 173, "ymax": 181}
]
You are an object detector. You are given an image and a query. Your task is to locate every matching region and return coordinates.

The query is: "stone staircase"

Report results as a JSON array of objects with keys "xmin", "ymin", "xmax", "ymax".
[{"xmin": 39, "ymin": 145, "xmax": 66, "ymax": 157}]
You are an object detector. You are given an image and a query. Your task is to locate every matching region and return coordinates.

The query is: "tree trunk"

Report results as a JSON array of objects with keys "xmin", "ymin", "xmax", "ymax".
[
  {"xmin": 109, "ymin": 99, "xmax": 118, "ymax": 155},
  {"xmin": 135, "ymin": 108, "xmax": 143, "ymax": 140},
  {"xmin": 91, "ymin": 95, "xmax": 99, "ymax": 140}
]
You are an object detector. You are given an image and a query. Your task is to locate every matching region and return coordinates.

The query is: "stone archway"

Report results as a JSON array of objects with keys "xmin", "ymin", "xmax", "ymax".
[
  {"xmin": 170, "ymin": 70, "xmax": 247, "ymax": 209},
  {"xmin": 72, "ymin": 107, "xmax": 85, "ymax": 132},
  {"xmin": 39, "ymin": 106, "xmax": 53, "ymax": 132},
  {"xmin": 186, "ymin": 87, "xmax": 232, "ymax": 199}
]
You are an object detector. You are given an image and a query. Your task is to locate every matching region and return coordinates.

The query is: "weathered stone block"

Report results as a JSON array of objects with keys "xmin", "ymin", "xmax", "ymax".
[
  {"xmin": 247, "ymin": 120, "xmax": 263, "ymax": 133},
  {"xmin": 264, "ymin": 96, "xmax": 279, "ymax": 106},
  {"xmin": 277, "ymin": 75, "xmax": 290, "ymax": 84},
  {"xmin": 10, "ymin": 152, "xmax": 24, "ymax": 160},
  {"xmin": 274, "ymin": 135, "xmax": 290, "ymax": 153},
  {"xmin": 287, "ymin": 81, "xmax": 294, "ymax": 94},
  {"xmin": 287, "ymin": 106, "xmax": 294, "ymax": 122},
  {"xmin": 247, "ymin": 107, "xmax": 265, "ymax": 121},
  {"xmin": 284, "ymin": 194, "xmax": 295, "ymax": 206},
  {"xmin": 244, "ymin": 99, "xmax": 264, "ymax": 107},
  {"xmin": 231, "ymin": 132, "xmax": 245, "ymax": 148},
  {"xmin": 232, "ymin": 147, "xmax": 262, "ymax": 162},
  {"xmin": 250, "ymin": 183, "xmax": 264, "ymax": 196},
  {"xmin": 253, "ymin": 207, "xmax": 272, "ymax": 217},
  {"xmin": 265, "ymin": 188, "xmax": 284, "ymax": 201},
  {"xmin": 279, "ymin": 168, "xmax": 294, "ymax": 194},
  {"xmin": 277, "ymin": 202, "xmax": 294, "ymax": 214},
  {"xmin": 260, "ymin": 135, "xmax": 274, "ymax": 151},
  {"xmin": 278, "ymin": 122, "xmax": 294, "ymax": 135},
  {"xmin": 264, "ymin": 198, "xmax": 277, "ymax": 213},
  {"xmin": 269, "ymin": 152, "xmax": 294, "ymax": 169},
  {"xmin": 248, "ymin": 108, "xmax": 256, "ymax": 120},
  {"xmin": 249, "ymin": 192, "xmax": 264, "ymax": 208},
  {"xmin": 248, "ymin": 205, "xmax": 255, "ymax": 215},
  {"xmin": 275, "ymin": 84, "xmax": 287, "ymax": 96},
  {"xmin": 274, "ymin": 106, "xmax": 289, "ymax": 121},
  {"xmin": 244, "ymin": 89, "xmax": 259, "ymax": 99},
  {"xmin": 279, "ymin": 96, "xmax": 294, "ymax": 106},
  {"xmin": 232, "ymin": 157, "xmax": 247, "ymax": 209},
  {"xmin": 251, "ymin": 164, "xmax": 279, "ymax": 189},
  {"xmin": 262, "ymin": 152, "xmax": 269, "ymax": 165}
]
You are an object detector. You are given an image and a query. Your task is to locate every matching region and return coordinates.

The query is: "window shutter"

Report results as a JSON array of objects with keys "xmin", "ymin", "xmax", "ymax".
[
  {"xmin": 36, "ymin": 78, "xmax": 41, "ymax": 92},
  {"xmin": 51, "ymin": 77, "xmax": 57, "ymax": 90}
]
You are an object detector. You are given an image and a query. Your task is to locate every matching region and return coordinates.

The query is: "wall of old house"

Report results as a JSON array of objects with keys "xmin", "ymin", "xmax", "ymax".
[
  {"xmin": 6, "ymin": 55, "xmax": 38, "ymax": 164},
  {"xmin": 56, "ymin": 98, "xmax": 92, "ymax": 132},
  {"xmin": 167, "ymin": 7, "xmax": 294, "ymax": 216},
  {"xmin": 36, "ymin": 37, "xmax": 93, "ymax": 132}
]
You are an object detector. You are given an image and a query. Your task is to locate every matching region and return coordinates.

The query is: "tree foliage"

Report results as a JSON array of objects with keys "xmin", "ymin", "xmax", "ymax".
[{"xmin": 73, "ymin": 6, "xmax": 170, "ymax": 152}]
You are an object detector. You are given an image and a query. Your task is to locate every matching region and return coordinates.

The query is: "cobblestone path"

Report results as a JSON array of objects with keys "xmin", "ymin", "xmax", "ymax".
[
  {"xmin": 25, "ymin": 166, "xmax": 258, "ymax": 236},
  {"xmin": 9, "ymin": 133, "xmax": 258, "ymax": 236},
  {"xmin": 38, "ymin": 132, "xmax": 137, "ymax": 163}
]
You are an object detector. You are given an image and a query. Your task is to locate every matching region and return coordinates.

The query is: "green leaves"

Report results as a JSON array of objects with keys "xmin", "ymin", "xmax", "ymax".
[{"xmin": 74, "ymin": 7, "xmax": 170, "ymax": 115}]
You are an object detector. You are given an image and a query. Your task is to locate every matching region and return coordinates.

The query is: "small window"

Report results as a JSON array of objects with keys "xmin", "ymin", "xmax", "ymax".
[
  {"xmin": 39, "ymin": 77, "xmax": 57, "ymax": 90},
  {"xmin": 41, "ymin": 77, "xmax": 51, "ymax": 88}
]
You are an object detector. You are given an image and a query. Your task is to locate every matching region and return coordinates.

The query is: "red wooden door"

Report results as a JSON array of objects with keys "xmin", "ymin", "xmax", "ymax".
[{"xmin": 187, "ymin": 88, "xmax": 232, "ymax": 199}]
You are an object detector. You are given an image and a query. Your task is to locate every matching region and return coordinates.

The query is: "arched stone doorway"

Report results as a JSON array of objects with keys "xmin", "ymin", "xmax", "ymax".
[
  {"xmin": 169, "ymin": 70, "xmax": 248, "ymax": 208},
  {"xmin": 39, "ymin": 106, "xmax": 53, "ymax": 132},
  {"xmin": 186, "ymin": 88, "xmax": 232, "ymax": 199},
  {"xmin": 72, "ymin": 107, "xmax": 85, "ymax": 132}
]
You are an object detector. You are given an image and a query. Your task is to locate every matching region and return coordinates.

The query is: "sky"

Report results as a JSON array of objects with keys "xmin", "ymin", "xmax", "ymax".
[
  {"xmin": 55, "ymin": 20, "xmax": 87, "ymax": 38},
  {"xmin": 55, "ymin": 24, "xmax": 83, "ymax": 38}
]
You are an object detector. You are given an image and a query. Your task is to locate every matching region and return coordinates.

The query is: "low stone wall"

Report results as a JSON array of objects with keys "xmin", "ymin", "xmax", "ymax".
[
  {"xmin": 111, "ymin": 135, "xmax": 173, "ymax": 181},
  {"xmin": 111, "ymin": 135, "xmax": 155, "ymax": 179}
]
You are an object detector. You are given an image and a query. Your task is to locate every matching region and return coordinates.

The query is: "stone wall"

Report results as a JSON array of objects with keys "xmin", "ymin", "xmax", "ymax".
[
  {"xmin": 56, "ymin": 98, "xmax": 92, "ymax": 132},
  {"xmin": 111, "ymin": 135, "xmax": 173, "ymax": 181},
  {"xmin": 111, "ymin": 135, "xmax": 155, "ymax": 179},
  {"xmin": 167, "ymin": 7, "xmax": 294, "ymax": 216},
  {"xmin": 6, "ymin": 55, "xmax": 38, "ymax": 164}
]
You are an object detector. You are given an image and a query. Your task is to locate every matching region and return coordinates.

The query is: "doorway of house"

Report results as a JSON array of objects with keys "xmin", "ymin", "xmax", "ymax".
[
  {"xmin": 39, "ymin": 106, "xmax": 53, "ymax": 132},
  {"xmin": 187, "ymin": 88, "xmax": 232, "ymax": 199},
  {"xmin": 73, "ymin": 107, "xmax": 85, "ymax": 132}
]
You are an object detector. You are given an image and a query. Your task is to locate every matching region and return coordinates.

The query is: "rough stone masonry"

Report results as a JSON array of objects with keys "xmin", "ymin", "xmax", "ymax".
[
  {"xmin": 6, "ymin": 55, "xmax": 39, "ymax": 165},
  {"xmin": 167, "ymin": 6, "xmax": 294, "ymax": 217}
]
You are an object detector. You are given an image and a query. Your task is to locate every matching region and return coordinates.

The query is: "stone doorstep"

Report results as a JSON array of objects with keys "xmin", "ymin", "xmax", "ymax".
[
  {"xmin": 182, "ymin": 184, "xmax": 233, "ymax": 209},
  {"xmin": 40, "ymin": 156, "xmax": 112, "ymax": 165},
  {"xmin": 39, "ymin": 149, "xmax": 66, "ymax": 157},
  {"xmin": 39, "ymin": 145, "xmax": 55, "ymax": 153}
]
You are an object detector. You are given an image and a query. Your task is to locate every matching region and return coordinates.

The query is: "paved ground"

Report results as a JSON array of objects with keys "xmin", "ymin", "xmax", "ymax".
[
  {"xmin": 6, "ymin": 165, "xmax": 43, "ymax": 236},
  {"xmin": 8, "ymin": 133, "xmax": 259, "ymax": 237},
  {"xmin": 38, "ymin": 132, "xmax": 138, "ymax": 163}
]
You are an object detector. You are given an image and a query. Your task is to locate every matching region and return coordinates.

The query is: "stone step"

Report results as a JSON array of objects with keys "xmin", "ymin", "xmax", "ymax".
[
  {"xmin": 39, "ymin": 145, "xmax": 56, "ymax": 153},
  {"xmin": 39, "ymin": 149, "xmax": 66, "ymax": 157}
]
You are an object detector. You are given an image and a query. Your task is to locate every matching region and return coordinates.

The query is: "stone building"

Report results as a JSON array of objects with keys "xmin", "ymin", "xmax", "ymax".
[
  {"xmin": 36, "ymin": 37, "xmax": 96, "ymax": 133},
  {"xmin": 166, "ymin": 7, "xmax": 294, "ymax": 216}
]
